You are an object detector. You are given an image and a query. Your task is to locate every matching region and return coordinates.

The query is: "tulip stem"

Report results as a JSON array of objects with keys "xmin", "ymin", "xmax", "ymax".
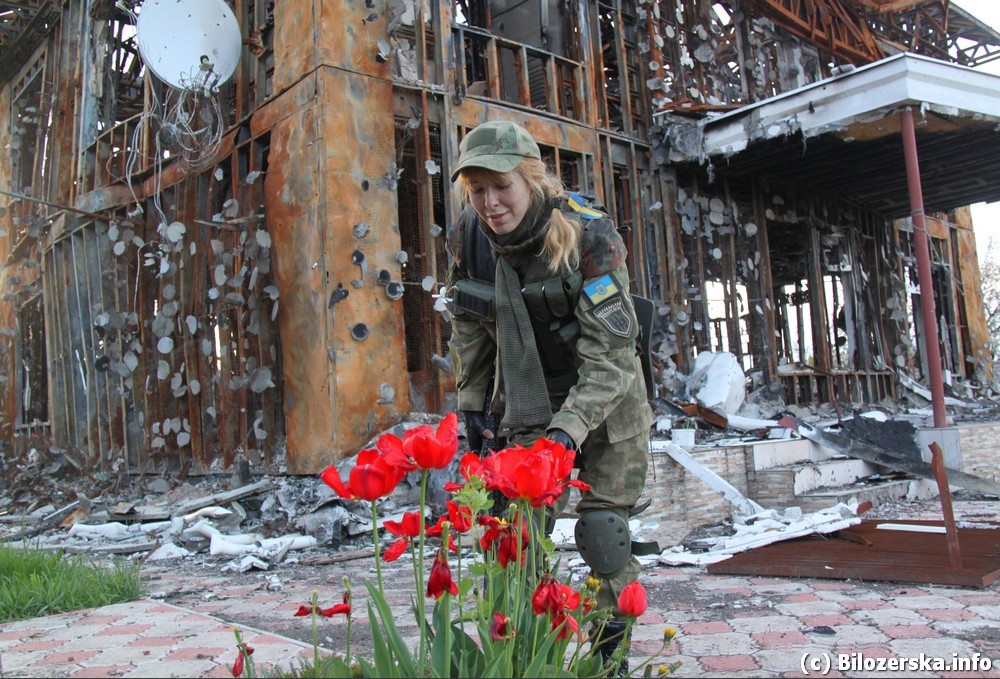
[
  {"xmin": 370, "ymin": 503, "xmax": 384, "ymax": 591},
  {"xmin": 310, "ymin": 590, "xmax": 320, "ymax": 671},
  {"xmin": 417, "ymin": 469, "xmax": 429, "ymax": 674},
  {"xmin": 343, "ymin": 577, "xmax": 353, "ymax": 664},
  {"xmin": 633, "ymin": 639, "xmax": 673, "ymax": 676},
  {"xmin": 441, "ymin": 523, "xmax": 452, "ymax": 674},
  {"xmin": 455, "ymin": 532, "xmax": 467, "ymax": 641}
]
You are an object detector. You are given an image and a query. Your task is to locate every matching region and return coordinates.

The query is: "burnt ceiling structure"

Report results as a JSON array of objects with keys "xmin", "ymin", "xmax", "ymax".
[{"xmin": 670, "ymin": 54, "xmax": 1000, "ymax": 217}]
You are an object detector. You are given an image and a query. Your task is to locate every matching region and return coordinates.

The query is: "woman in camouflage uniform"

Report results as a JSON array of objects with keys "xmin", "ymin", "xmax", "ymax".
[{"xmin": 446, "ymin": 120, "xmax": 653, "ymax": 668}]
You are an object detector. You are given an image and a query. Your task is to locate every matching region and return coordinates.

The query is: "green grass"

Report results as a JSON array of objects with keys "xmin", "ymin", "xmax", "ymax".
[{"xmin": 0, "ymin": 544, "xmax": 143, "ymax": 622}]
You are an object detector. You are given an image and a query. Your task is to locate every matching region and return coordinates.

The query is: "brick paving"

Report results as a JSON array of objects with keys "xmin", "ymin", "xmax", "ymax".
[{"xmin": 1, "ymin": 498, "xmax": 999, "ymax": 677}]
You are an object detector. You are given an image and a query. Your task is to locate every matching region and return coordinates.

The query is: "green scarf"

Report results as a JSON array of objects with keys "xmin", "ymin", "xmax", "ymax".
[{"xmin": 483, "ymin": 199, "xmax": 553, "ymax": 431}]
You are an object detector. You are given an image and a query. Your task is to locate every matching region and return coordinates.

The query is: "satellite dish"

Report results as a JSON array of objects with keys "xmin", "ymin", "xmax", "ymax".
[{"xmin": 136, "ymin": 0, "xmax": 242, "ymax": 92}]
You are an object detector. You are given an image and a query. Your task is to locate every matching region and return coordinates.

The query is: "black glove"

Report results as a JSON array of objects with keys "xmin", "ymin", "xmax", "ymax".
[
  {"xmin": 546, "ymin": 428, "xmax": 577, "ymax": 451},
  {"xmin": 461, "ymin": 410, "xmax": 488, "ymax": 453}
]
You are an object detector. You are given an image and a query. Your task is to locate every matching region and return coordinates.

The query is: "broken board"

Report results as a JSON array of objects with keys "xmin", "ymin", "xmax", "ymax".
[{"xmin": 707, "ymin": 520, "xmax": 1000, "ymax": 588}]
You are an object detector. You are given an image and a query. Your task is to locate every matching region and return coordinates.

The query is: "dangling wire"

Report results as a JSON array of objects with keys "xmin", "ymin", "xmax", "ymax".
[{"xmin": 118, "ymin": 0, "xmax": 226, "ymax": 230}]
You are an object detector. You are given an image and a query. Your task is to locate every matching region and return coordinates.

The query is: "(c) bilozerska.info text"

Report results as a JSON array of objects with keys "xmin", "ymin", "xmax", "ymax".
[{"xmin": 800, "ymin": 651, "xmax": 993, "ymax": 675}]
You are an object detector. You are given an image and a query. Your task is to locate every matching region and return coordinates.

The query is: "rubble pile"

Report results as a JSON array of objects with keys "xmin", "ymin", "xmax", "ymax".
[
  {"xmin": 0, "ymin": 416, "xmax": 465, "ymax": 574},
  {"xmin": 648, "ymin": 351, "xmax": 1000, "ymax": 450}
]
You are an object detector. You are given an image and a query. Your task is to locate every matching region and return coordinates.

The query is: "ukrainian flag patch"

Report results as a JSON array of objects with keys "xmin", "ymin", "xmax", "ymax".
[
  {"xmin": 584, "ymin": 274, "xmax": 619, "ymax": 305},
  {"xmin": 567, "ymin": 193, "xmax": 603, "ymax": 220}
]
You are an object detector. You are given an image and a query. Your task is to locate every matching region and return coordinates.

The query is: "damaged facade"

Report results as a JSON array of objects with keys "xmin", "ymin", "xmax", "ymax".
[{"xmin": 1, "ymin": 0, "xmax": 999, "ymax": 495}]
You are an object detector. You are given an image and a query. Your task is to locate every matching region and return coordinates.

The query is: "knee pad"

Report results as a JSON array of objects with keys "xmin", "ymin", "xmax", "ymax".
[{"xmin": 574, "ymin": 509, "xmax": 630, "ymax": 577}]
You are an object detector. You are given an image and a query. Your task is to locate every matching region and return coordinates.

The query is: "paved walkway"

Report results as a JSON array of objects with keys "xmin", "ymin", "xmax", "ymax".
[{"xmin": 3, "ymin": 498, "xmax": 1000, "ymax": 677}]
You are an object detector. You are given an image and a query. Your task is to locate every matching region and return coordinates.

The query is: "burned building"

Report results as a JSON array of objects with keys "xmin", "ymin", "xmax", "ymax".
[{"xmin": 0, "ymin": 0, "xmax": 999, "ymax": 493}]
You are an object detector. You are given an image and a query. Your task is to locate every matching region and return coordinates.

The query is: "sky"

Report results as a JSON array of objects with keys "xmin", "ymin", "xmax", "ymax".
[{"xmin": 953, "ymin": 0, "xmax": 1000, "ymax": 260}]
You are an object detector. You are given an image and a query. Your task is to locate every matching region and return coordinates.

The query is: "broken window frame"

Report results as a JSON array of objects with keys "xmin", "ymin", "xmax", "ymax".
[
  {"xmin": 596, "ymin": 0, "xmax": 650, "ymax": 136},
  {"xmin": 8, "ymin": 52, "xmax": 52, "ymax": 245},
  {"xmin": 15, "ymin": 293, "xmax": 48, "ymax": 435},
  {"xmin": 395, "ymin": 112, "xmax": 452, "ymax": 413},
  {"xmin": 40, "ymin": 127, "xmax": 281, "ymax": 474},
  {"xmin": 897, "ymin": 224, "xmax": 969, "ymax": 387},
  {"xmin": 451, "ymin": 23, "xmax": 588, "ymax": 121}
]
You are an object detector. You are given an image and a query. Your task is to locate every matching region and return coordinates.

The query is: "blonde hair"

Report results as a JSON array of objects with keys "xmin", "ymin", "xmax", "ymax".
[{"xmin": 457, "ymin": 158, "xmax": 581, "ymax": 274}]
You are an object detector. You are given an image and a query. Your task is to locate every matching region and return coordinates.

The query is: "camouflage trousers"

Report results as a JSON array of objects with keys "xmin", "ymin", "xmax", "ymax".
[{"xmin": 510, "ymin": 418, "xmax": 649, "ymax": 619}]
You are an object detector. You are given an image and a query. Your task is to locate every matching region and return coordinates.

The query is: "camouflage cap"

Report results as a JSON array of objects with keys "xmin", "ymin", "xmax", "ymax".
[{"xmin": 451, "ymin": 120, "xmax": 541, "ymax": 181}]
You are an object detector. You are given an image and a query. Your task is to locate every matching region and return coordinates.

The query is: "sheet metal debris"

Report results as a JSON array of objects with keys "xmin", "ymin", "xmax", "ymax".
[
  {"xmin": 706, "ymin": 519, "xmax": 1000, "ymax": 588},
  {"xmin": 779, "ymin": 414, "xmax": 1000, "ymax": 496},
  {"xmin": 659, "ymin": 502, "xmax": 863, "ymax": 567}
]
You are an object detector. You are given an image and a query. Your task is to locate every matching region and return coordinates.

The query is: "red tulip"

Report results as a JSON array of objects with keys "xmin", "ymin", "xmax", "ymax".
[
  {"xmin": 294, "ymin": 599, "xmax": 351, "ymax": 618},
  {"xmin": 428, "ymin": 500, "xmax": 473, "ymax": 536},
  {"xmin": 381, "ymin": 413, "xmax": 459, "ymax": 471},
  {"xmin": 490, "ymin": 612, "xmax": 515, "ymax": 640},
  {"xmin": 618, "ymin": 581, "xmax": 648, "ymax": 618},
  {"xmin": 552, "ymin": 610, "xmax": 579, "ymax": 640},
  {"xmin": 382, "ymin": 537, "xmax": 409, "ymax": 562},
  {"xmin": 442, "ymin": 453, "xmax": 489, "ymax": 494},
  {"xmin": 320, "ymin": 448, "xmax": 406, "ymax": 502},
  {"xmin": 231, "ymin": 645, "xmax": 253, "ymax": 677},
  {"xmin": 458, "ymin": 451, "xmax": 487, "ymax": 481},
  {"xmin": 382, "ymin": 510, "xmax": 423, "ymax": 562},
  {"xmin": 317, "ymin": 603, "xmax": 351, "ymax": 618},
  {"xmin": 426, "ymin": 548, "xmax": 459, "ymax": 598},
  {"xmin": 384, "ymin": 511, "xmax": 423, "ymax": 537},
  {"xmin": 531, "ymin": 573, "xmax": 580, "ymax": 616},
  {"xmin": 532, "ymin": 573, "xmax": 583, "ymax": 639},
  {"xmin": 479, "ymin": 514, "xmax": 530, "ymax": 568},
  {"xmin": 480, "ymin": 438, "xmax": 591, "ymax": 507}
]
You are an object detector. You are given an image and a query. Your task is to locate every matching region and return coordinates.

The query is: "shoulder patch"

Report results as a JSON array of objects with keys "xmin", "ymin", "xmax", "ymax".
[
  {"xmin": 592, "ymin": 297, "xmax": 633, "ymax": 338},
  {"xmin": 583, "ymin": 274, "xmax": 620, "ymax": 305}
]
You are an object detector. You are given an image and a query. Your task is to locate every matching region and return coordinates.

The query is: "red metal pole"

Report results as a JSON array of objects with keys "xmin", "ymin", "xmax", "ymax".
[{"xmin": 901, "ymin": 108, "xmax": 948, "ymax": 428}]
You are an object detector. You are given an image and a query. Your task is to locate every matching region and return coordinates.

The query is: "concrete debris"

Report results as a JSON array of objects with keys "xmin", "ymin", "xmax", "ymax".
[
  {"xmin": 209, "ymin": 533, "xmax": 316, "ymax": 560},
  {"xmin": 897, "ymin": 371, "xmax": 975, "ymax": 409},
  {"xmin": 182, "ymin": 506, "xmax": 233, "ymax": 522},
  {"xmin": 147, "ymin": 543, "xmax": 192, "ymax": 561},
  {"xmin": 725, "ymin": 414, "xmax": 781, "ymax": 431},
  {"xmin": 303, "ymin": 506, "xmax": 351, "ymax": 543},
  {"xmin": 69, "ymin": 520, "xmax": 172, "ymax": 541},
  {"xmin": 222, "ymin": 554, "xmax": 271, "ymax": 573},
  {"xmin": 685, "ymin": 351, "xmax": 746, "ymax": 416}
]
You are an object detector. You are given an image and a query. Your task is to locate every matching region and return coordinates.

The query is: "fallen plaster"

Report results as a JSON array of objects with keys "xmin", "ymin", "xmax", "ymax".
[
  {"xmin": 898, "ymin": 370, "xmax": 976, "ymax": 409},
  {"xmin": 659, "ymin": 502, "xmax": 862, "ymax": 567}
]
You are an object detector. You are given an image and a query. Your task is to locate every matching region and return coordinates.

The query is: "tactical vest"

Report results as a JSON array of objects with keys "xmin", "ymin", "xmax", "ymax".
[
  {"xmin": 449, "ymin": 196, "xmax": 656, "ymax": 398},
  {"xmin": 451, "ymin": 208, "xmax": 584, "ymax": 387}
]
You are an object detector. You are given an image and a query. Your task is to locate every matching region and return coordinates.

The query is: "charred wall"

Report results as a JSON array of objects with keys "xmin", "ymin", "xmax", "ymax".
[{"xmin": 0, "ymin": 0, "xmax": 995, "ymax": 485}]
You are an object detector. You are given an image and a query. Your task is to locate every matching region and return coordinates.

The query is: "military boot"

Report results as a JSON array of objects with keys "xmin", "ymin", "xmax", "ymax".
[{"xmin": 591, "ymin": 620, "xmax": 631, "ymax": 677}]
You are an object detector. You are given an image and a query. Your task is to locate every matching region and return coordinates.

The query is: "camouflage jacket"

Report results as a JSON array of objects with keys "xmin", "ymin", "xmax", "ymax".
[{"xmin": 446, "ymin": 197, "xmax": 652, "ymax": 446}]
